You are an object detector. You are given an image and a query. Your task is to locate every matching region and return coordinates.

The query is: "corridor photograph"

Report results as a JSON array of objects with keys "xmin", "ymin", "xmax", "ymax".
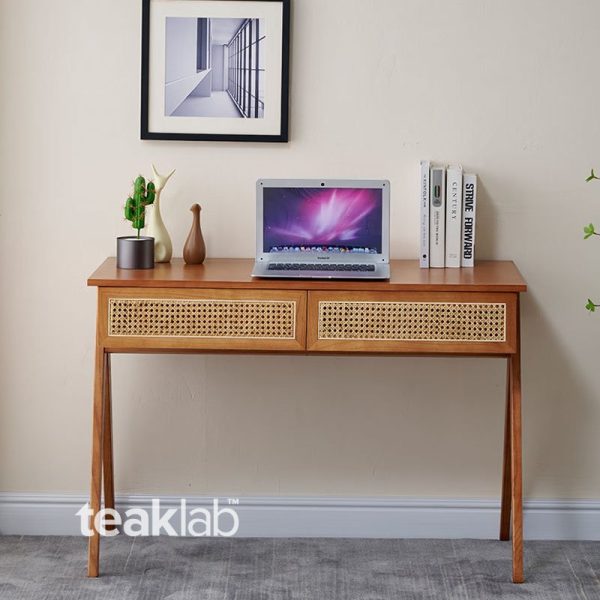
[{"xmin": 165, "ymin": 17, "xmax": 265, "ymax": 118}]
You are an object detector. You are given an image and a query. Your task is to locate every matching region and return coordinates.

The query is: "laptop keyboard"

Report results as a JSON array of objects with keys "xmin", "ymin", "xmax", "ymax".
[{"xmin": 268, "ymin": 263, "xmax": 376, "ymax": 272}]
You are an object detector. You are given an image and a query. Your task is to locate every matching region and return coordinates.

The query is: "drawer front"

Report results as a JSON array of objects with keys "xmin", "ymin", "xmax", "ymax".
[
  {"xmin": 308, "ymin": 291, "xmax": 517, "ymax": 354},
  {"xmin": 99, "ymin": 288, "xmax": 306, "ymax": 351}
]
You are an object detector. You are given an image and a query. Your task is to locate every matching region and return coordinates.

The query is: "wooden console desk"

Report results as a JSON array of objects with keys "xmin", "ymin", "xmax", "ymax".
[{"xmin": 87, "ymin": 258, "xmax": 527, "ymax": 582}]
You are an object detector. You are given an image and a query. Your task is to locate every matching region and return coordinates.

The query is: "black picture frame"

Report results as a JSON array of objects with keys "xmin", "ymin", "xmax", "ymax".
[{"xmin": 140, "ymin": 0, "xmax": 290, "ymax": 142}]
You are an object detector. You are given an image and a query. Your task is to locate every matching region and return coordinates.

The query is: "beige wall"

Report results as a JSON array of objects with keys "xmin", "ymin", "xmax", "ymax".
[{"xmin": 1, "ymin": 0, "xmax": 599, "ymax": 500}]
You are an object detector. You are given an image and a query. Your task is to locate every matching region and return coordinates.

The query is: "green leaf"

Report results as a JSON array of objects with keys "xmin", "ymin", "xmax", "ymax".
[
  {"xmin": 134, "ymin": 175, "xmax": 146, "ymax": 193},
  {"xmin": 584, "ymin": 223, "xmax": 596, "ymax": 239},
  {"xmin": 586, "ymin": 169, "xmax": 598, "ymax": 182},
  {"xmin": 124, "ymin": 197, "xmax": 135, "ymax": 220},
  {"xmin": 132, "ymin": 217, "xmax": 145, "ymax": 230},
  {"xmin": 586, "ymin": 299, "xmax": 597, "ymax": 312}
]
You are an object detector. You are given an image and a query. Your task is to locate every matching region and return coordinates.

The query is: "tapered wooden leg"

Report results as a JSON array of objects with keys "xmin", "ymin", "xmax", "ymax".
[
  {"xmin": 87, "ymin": 345, "xmax": 105, "ymax": 577},
  {"xmin": 510, "ymin": 299, "xmax": 524, "ymax": 584},
  {"xmin": 102, "ymin": 353, "xmax": 115, "ymax": 529},
  {"xmin": 499, "ymin": 358, "xmax": 512, "ymax": 541}
]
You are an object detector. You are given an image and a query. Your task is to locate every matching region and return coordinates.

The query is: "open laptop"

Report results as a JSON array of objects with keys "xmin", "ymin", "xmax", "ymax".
[{"xmin": 252, "ymin": 179, "xmax": 390, "ymax": 279}]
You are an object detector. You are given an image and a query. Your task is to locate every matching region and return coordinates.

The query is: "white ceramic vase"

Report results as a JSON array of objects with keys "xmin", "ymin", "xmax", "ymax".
[{"xmin": 145, "ymin": 165, "xmax": 175, "ymax": 263}]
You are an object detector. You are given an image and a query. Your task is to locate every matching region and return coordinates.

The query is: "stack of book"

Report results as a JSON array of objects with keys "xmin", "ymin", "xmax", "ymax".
[{"xmin": 419, "ymin": 161, "xmax": 477, "ymax": 268}]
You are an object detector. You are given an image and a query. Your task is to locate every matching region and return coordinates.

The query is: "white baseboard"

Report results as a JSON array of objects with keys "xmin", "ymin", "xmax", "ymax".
[{"xmin": 0, "ymin": 493, "xmax": 599, "ymax": 540}]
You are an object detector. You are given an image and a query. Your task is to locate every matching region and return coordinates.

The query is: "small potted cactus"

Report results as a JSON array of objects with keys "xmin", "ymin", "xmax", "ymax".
[{"xmin": 117, "ymin": 175, "xmax": 156, "ymax": 269}]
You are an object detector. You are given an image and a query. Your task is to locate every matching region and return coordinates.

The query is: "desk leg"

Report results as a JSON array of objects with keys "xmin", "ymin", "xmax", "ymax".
[
  {"xmin": 510, "ymin": 348, "xmax": 524, "ymax": 583},
  {"xmin": 103, "ymin": 353, "xmax": 115, "ymax": 528},
  {"xmin": 509, "ymin": 296, "xmax": 524, "ymax": 584},
  {"xmin": 87, "ymin": 345, "xmax": 105, "ymax": 577},
  {"xmin": 499, "ymin": 359, "xmax": 512, "ymax": 541}
]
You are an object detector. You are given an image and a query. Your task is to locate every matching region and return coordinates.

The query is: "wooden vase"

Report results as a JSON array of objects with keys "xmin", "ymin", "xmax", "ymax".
[{"xmin": 183, "ymin": 204, "xmax": 206, "ymax": 265}]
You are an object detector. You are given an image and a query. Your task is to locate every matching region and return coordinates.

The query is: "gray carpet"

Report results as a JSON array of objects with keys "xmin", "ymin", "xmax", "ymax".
[{"xmin": 1, "ymin": 536, "xmax": 599, "ymax": 599}]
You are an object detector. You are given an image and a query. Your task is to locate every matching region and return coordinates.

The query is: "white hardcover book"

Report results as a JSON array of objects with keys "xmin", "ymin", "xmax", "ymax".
[
  {"xmin": 429, "ymin": 166, "xmax": 446, "ymax": 268},
  {"xmin": 419, "ymin": 160, "xmax": 430, "ymax": 268},
  {"xmin": 461, "ymin": 174, "xmax": 477, "ymax": 267},
  {"xmin": 445, "ymin": 165, "xmax": 463, "ymax": 268}
]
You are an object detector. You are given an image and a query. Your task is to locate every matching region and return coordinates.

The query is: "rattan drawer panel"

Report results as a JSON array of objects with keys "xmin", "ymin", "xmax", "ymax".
[
  {"xmin": 108, "ymin": 298, "xmax": 296, "ymax": 339},
  {"xmin": 99, "ymin": 289, "xmax": 307, "ymax": 351},
  {"xmin": 318, "ymin": 301, "xmax": 505, "ymax": 342},
  {"xmin": 307, "ymin": 291, "xmax": 517, "ymax": 354}
]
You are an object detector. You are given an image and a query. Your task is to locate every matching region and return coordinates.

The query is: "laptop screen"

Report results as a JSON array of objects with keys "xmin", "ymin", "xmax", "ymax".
[{"xmin": 263, "ymin": 187, "xmax": 383, "ymax": 254}]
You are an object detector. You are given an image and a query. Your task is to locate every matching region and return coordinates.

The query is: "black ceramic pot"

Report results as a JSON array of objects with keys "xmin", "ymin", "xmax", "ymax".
[{"xmin": 116, "ymin": 236, "xmax": 155, "ymax": 269}]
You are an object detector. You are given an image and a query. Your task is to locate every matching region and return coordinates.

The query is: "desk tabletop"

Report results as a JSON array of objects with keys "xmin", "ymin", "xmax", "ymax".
[{"xmin": 88, "ymin": 258, "xmax": 526, "ymax": 292}]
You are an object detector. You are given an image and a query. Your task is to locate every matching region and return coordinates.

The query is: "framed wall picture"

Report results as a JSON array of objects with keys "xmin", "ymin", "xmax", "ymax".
[{"xmin": 141, "ymin": 0, "xmax": 290, "ymax": 142}]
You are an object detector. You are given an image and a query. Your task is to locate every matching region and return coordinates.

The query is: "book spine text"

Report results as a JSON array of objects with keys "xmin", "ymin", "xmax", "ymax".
[
  {"xmin": 429, "ymin": 167, "xmax": 446, "ymax": 268},
  {"xmin": 445, "ymin": 166, "xmax": 463, "ymax": 268},
  {"xmin": 419, "ymin": 161, "xmax": 430, "ymax": 268},
  {"xmin": 461, "ymin": 174, "xmax": 477, "ymax": 267}
]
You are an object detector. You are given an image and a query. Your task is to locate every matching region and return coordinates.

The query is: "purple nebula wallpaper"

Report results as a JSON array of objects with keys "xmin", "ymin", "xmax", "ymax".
[{"xmin": 263, "ymin": 188, "xmax": 383, "ymax": 254}]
